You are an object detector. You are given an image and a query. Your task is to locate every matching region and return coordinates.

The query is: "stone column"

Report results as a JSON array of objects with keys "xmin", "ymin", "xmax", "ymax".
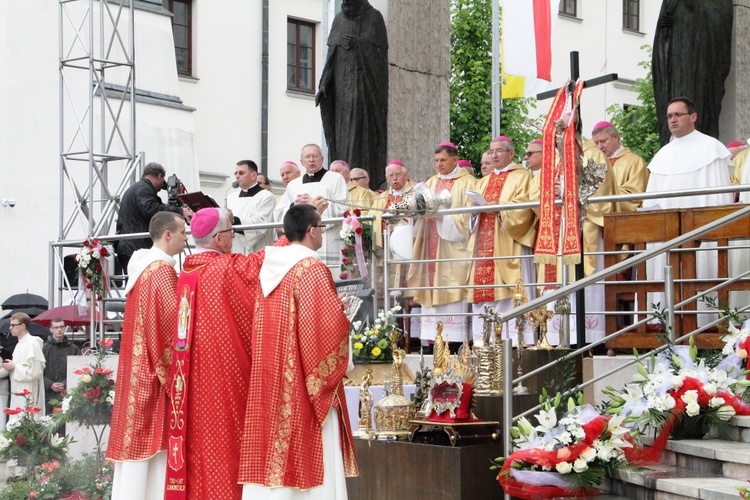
[
  {"xmin": 387, "ymin": 0, "xmax": 451, "ymax": 184},
  {"xmin": 719, "ymin": 0, "xmax": 750, "ymax": 142}
]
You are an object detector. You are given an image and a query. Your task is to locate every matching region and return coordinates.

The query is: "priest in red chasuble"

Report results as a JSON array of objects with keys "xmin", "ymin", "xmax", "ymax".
[
  {"xmin": 239, "ymin": 203, "xmax": 358, "ymax": 498},
  {"xmin": 108, "ymin": 212, "xmax": 188, "ymax": 499},
  {"xmin": 407, "ymin": 142, "xmax": 475, "ymax": 343},
  {"xmin": 467, "ymin": 136, "xmax": 537, "ymax": 345},
  {"xmin": 164, "ymin": 208, "xmax": 265, "ymax": 500}
]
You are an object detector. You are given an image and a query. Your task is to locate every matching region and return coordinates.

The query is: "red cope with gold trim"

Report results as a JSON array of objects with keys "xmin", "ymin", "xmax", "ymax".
[
  {"xmin": 164, "ymin": 251, "xmax": 264, "ymax": 500},
  {"xmin": 472, "ymin": 171, "xmax": 510, "ymax": 303},
  {"xmin": 238, "ymin": 257, "xmax": 358, "ymax": 489},
  {"xmin": 107, "ymin": 261, "xmax": 176, "ymax": 463}
]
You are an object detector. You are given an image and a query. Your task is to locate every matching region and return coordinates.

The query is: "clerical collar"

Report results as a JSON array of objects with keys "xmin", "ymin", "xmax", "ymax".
[
  {"xmin": 303, "ymin": 168, "xmax": 328, "ymax": 184},
  {"xmin": 239, "ymin": 183, "xmax": 263, "ymax": 197},
  {"xmin": 610, "ymin": 146, "xmax": 625, "ymax": 160},
  {"xmin": 439, "ymin": 165, "xmax": 462, "ymax": 180},
  {"xmin": 392, "ymin": 188, "xmax": 404, "ymax": 196},
  {"xmin": 493, "ymin": 162, "xmax": 514, "ymax": 175}
]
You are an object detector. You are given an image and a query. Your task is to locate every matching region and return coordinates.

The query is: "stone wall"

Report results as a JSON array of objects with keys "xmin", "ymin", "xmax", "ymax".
[{"xmin": 386, "ymin": 0, "xmax": 451, "ymax": 184}]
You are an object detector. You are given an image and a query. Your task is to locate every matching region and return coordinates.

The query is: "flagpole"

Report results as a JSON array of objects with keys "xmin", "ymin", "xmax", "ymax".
[{"xmin": 492, "ymin": 0, "xmax": 501, "ymax": 137}]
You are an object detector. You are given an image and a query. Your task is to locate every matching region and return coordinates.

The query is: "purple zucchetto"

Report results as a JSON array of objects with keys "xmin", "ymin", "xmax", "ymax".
[{"xmin": 191, "ymin": 208, "xmax": 221, "ymax": 238}]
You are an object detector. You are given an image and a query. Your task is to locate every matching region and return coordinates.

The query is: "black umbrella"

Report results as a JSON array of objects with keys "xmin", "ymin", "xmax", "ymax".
[
  {"xmin": 1, "ymin": 293, "xmax": 48, "ymax": 310},
  {"xmin": 0, "ymin": 317, "xmax": 50, "ymax": 336},
  {"xmin": 1, "ymin": 307, "xmax": 47, "ymax": 319}
]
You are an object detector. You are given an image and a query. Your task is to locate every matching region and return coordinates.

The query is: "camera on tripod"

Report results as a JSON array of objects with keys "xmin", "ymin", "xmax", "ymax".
[{"xmin": 166, "ymin": 174, "xmax": 184, "ymax": 207}]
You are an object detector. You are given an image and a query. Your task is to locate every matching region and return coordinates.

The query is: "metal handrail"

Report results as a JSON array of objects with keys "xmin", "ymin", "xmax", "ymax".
[{"xmin": 381, "ymin": 184, "xmax": 750, "ymax": 220}]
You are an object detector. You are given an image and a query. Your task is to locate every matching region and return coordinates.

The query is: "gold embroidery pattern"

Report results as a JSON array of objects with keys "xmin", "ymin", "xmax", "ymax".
[{"xmin": 266, "ymin": 282, "xmax": 299, "ymax": 487}]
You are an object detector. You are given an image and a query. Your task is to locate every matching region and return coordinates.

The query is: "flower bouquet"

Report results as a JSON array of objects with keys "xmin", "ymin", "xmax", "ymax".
[
  {"xmin": 76, "ymin": 239, "xmax": 112, "ymax": 297},
  {"xmin": 604, "ymin": 336, "xmax": 750, "ymax": 446},
  {"xmin": 351, "ymin": 305, "xmax": 402, "ymax": 363},
  {"xmin": 493, "ymin": 391, "xmax": 631, "ymax": 499},
  {"xmin": 54, "ymin": 339, "xmax": 116, "ymax": 469},
  {"xmin": 339, "ymin": 209, "xmax": 373, "ymax": 280},
  {"xmin": 0, "ymin": 391, "xmax": 71, "ymax": 475}
]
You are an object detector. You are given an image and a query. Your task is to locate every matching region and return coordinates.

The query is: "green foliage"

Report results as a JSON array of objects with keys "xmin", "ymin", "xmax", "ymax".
[
  {"xmin": 606, "ymin": 45, "xmax": 659, "ymax": 163},
  {"xmin": 450, "ymin": 0, "xmax": 542, "ymax": 170}
]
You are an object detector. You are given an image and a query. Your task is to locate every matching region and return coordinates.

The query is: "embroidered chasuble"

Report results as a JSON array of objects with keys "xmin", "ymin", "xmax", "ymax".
[
  {"xmin": 468, "ymin": 165, "xmax": 536, "ymax": 303},
  {"xmin": 173, "ymin": 251, "xmax": 264, "ymax": 500},
  {"xmin": 108, "ymin": 260, "xmax": 176, "ymax": 462},
  {"xmin": 407, "ymin": 169, "xmax": 474, "ymax": 308},
  {"xmin": 608, "ymin": 147, "xmax": 649, "ymax": 213},
  {"xmin": 238, "ymin": 255, "xmax": 358, "ymax": 489}
]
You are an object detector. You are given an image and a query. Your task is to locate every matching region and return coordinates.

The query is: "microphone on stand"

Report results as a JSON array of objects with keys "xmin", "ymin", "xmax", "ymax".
[{"xmin": 225, "ymin": 181, "xmax": 239, "ymax": 208}]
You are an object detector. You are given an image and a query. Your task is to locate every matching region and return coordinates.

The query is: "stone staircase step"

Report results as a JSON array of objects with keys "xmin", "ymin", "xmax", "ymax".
[
  {"xmin": 607, "ymin": 463, "xmax": 748, "ymax": 500},
  {"xmin": 660, "ymin": 438, "xmax": 750, "ymax": 481}
]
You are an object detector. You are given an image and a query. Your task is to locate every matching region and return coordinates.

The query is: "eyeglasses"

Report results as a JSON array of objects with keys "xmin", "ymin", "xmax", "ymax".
[
  {"xmin": 215, "ymin": 228, "xmax": 235, "ymax": 236},
  {"xmin": 524, "ymin": 151, "xmax": 541, "ymax": 157},
  {"xmin": 9, "ymin": 323, "xmax": 21, "ymax": 328},
  {"xmin": 489, "ymin": 148, "xmax": 512, "ymax": 155},
  {"xmin": 350, "ymin": 177, "xmax": 367, "ymax": 181},
  {"xmin": 308, "ymin": 224, "xmax": 326, "ymax": 232},
  {"xmin": 667, "ymin": 112, "xmax": 691, "ymax": 120},
  {"xmin": 302, "ymin": 154, "xmax": 322, "ymax": 160}
]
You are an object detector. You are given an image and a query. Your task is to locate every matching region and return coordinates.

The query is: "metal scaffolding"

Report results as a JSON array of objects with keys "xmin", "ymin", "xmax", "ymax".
[{"xmin": 54, "ymin": 0, "xmax": 138, "ymax": 308}]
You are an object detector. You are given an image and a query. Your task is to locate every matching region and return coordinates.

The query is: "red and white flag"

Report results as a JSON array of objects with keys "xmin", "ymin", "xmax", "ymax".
[{"xmin": 501, "ymin": 0, "xmax": 557, "ymax": 98}]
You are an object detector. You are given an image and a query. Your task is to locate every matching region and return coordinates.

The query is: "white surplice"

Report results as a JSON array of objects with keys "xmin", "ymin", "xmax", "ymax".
[
  {"xmin": 644, "ymin": 130, "xmax": 733, "ymax": 327},
  {"xmin": 274, "ymin": 171, "xmax": 349, "ymax": 265},
  {"xmin": 227, "ymin": 188, "xmax": 276, "ymax": 254}
]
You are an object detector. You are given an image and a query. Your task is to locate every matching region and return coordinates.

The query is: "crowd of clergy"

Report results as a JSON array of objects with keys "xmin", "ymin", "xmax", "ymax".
[{"xmin": 232, "ymin": 96, "xmax": 748, "ymax": 348}]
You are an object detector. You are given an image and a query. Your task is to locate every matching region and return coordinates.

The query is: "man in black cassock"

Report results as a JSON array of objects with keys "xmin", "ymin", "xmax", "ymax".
[{"xmin": 316, "ymin": 0, "xmax": 388, "ymax": 191}]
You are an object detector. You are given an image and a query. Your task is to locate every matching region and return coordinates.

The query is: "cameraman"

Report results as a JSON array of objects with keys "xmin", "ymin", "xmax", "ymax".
[{"xmin": 115, "ymin": 162, "xmax": 194, "ymax": 274}]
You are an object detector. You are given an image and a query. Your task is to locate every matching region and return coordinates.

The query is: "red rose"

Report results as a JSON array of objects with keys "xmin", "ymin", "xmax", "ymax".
[
  {"xmin": 3, "ymin": 407, "xmax": 22, "ymax": 415},
  {"xmin": 92, "ymin": 239, "xmax": 99, "ymax": 247},
  {"xmin": 353, "ymin": 209, "xmax": 361, "ymax": 217},
  {"xmin": 86, "ymin": 283, "xmax": 93, "ymax": 289},
  {"xmin": 95, "ymin": 263, "xmax": 102, "ymax": 271},
  {"xmin": 341, "ymin": 248, "xmax": 348, "ymax": 256},
  {"xmin": 83, "ymin": 240, "xmax": 91, "ymax": 248},
  {"xmin": 339, "ymin": 273, "xmax": 348, "ymax": 279},
  {"xmin": 99, "ymin": 247, "xmax": 108, "ymax": 256},
  {"xmin": 343, "ymin": 211, "xmax": 350, "ymax": 218},
  {"xmin": 15, "ymin": 436, "xmax": 26, "ymax": 446},
  {"xmin": 355, "ymin": 227, "xmax": 363, "ymax": 234},
  {"xmin": 342, "ymin": 257, "xmax": 350, "ymax": 265},
  {"xmin": 108, "ymin": 379, "xmax": 115, "ymax": 386}
]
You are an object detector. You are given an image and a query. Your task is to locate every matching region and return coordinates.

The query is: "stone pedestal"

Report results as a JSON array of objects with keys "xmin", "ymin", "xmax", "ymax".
[
  {"xmin": 387, "ymin": 0, "xmax": 450, "ymax": 183},
  {"xmin": 720, "ymin": 1, "xmax": 750, "ymax": 141}
]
